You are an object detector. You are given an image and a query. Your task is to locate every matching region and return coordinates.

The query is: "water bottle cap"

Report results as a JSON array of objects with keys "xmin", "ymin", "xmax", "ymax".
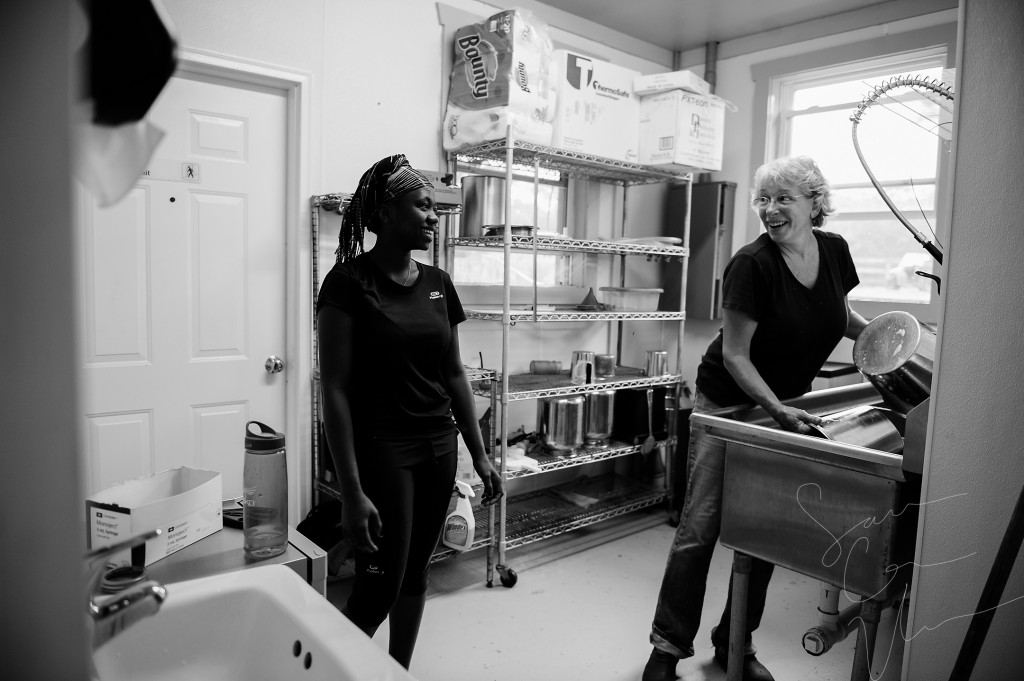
[{"xmin": 245, "ymin": 420, "xmax": 285, "ymax": 450}]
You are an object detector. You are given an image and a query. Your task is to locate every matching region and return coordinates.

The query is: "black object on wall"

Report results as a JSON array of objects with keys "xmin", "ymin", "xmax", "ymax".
[
  {"xmin": 86, "ymin": 0, "xmax": 178, "ymax": 126},
  {"xmin": 660, "ymin": 181, "xmax": 736, "ymax": 319}
]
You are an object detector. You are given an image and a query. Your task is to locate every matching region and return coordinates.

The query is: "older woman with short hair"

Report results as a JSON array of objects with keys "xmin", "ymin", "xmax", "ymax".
[{"xmin": 642, "ymin": 156, "xmax": 869, "ymax": 681}]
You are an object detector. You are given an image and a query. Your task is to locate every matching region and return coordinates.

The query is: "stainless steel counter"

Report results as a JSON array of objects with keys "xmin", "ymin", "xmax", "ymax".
[
  {"xmin": 691, "ymin": 383, "xmax": 920, "ymax": 681},
  {"xmin": 145, "ymin": 526, "xmax": 328, "ymax": 596},
  {"xmin": 690, "ymin": 382, "xmax": 915, "ymax": 599}
]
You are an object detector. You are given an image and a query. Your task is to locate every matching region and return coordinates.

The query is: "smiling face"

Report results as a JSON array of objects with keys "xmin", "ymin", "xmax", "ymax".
[
  {"xmin": 755, "ymin": 181, "xmax": 817, "ymax": 244},
  {"xmin": 377, "ymin": 187, "xmax": 439, "ymax": 251}
]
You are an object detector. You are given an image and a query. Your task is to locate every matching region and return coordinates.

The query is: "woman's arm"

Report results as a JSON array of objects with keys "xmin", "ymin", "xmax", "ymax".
[
  {"xmin": 317, "ymin": 305, "xmax": 381, "ymax": 553},
  {"xmin": 845, "ymin": 297, "xmax": 870, "ymax": 340},
  {"xmin": 721, "ymin": 307, "xmax": 822, "ymax": 433},
  {"xmin": 442, "ymin": 326, "xmax": 503, "ymax": 504}
]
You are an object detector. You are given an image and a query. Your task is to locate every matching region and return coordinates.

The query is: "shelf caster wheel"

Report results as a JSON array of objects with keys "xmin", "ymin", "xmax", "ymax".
[{"xmin": 497, "ymin": 564, "xmax": 518, "ymax": 588}]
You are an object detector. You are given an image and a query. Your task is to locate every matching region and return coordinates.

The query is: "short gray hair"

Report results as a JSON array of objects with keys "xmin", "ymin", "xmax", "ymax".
[{"xmin": 751, "ymin": 155, "xmax": 834, "ymax": 227}]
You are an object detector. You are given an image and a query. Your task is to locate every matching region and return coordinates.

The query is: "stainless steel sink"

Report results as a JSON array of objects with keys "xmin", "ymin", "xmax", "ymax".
[{"xmin": 690, "ymin": 383, "xmax": 918, "ymax": 600}]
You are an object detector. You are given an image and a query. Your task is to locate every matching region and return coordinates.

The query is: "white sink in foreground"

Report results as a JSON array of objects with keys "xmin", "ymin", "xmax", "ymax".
[{"xmin": 93, "ymin": 564, "xmax": 416, "ymax": 681}]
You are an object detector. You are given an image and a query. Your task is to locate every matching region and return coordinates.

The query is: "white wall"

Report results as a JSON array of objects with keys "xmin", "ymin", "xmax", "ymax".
[
  {"xmin": 2, "ymin": 2, "xmax": 88, "ymax": 678},
  {"xmin": 904, "ymin": 0, "xmax": 1024, "ymax": 676}
]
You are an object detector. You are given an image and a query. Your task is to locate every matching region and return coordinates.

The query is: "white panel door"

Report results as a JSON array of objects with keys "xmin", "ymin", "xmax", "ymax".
[{"xmin": 78, "ymin": 75, "xmax": 287, "ymax": 500}]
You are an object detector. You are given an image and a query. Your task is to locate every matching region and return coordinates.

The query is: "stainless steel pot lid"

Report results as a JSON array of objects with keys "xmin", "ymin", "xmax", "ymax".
[{"xmin": 853, "ymin": 310, "xmax": 922, "ymax": 375}]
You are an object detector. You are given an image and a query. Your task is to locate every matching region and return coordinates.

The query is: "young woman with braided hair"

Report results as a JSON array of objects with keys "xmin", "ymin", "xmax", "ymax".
[{"xmin": 316, "ymin": 154, "xmax": 502, "ymax": 669}]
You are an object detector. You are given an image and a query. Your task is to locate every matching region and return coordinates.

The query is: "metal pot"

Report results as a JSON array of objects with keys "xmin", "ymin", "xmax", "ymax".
[
  {"xmin": 537, "ymin": 395, "xmax": 585, "ymax": 453},
  {"xmin": 807, "ymin": 405, "xmax": 904, "ymax": 454},
  {"xmin": 461, "ymin": 175, "xmax": 506, "ymax": 236},
  {"xmin": 584, "ymin": 390, "xmax": 616, "ymax": 447},
  {"xmin": 853, "ymin": 311, "xmax": 936, "ymax": 414}
]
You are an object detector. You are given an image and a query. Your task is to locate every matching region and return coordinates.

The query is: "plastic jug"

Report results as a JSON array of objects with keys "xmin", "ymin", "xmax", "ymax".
[
  {"xmin": 243, "ymin": 420, "xmax": 288, "ymax": 559},
  {"xmin": 442, "ymin": 480, "xmax": 476, "ymax": 552}
]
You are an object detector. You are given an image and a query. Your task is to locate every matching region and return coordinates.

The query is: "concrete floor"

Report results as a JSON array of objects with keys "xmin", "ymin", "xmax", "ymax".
[{"xmin": 326, "ymin": 512, "xmax": 905, "ymax": 681}]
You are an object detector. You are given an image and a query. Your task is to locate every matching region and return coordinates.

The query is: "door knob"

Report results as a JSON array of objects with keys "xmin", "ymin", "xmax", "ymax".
[{"xmin": 265, "ymin": 356, "xmax": 284, "ymax": 374}]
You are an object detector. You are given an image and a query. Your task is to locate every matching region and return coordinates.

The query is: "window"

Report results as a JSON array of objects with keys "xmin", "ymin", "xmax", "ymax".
[
  {"xmin": 765, "ymin": 46, "xmax": 953, "ymax": 307},
  {"xmin": 451, "ymin": 159, "xmax": 578, "ymax": 287}
]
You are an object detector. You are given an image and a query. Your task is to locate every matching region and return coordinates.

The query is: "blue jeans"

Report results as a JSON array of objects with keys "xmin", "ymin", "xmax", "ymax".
[{"xmin": 649, "ymin": 390, "xmax": 775, "ymax": 659}]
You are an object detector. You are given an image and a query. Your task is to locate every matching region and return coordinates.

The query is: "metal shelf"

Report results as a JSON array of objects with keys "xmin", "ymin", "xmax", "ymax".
[
  {"xmin": 499, "ymin": 474, "xmax": 667, "ymax": 549},
  {"xmin": 448, "ymin": 234, "xmax": 687, "ymax": 260},
  {"xmin": 444, "ymin": 133, "xmax": 689, "ymax": 586},
  {"xmin": 455, "ymin": 139, "xmax": 694, "ymax": 185},
  {"xmin": 511, "ymin": 370, "xmax": 680, "ymax": 401},
  {"xmin": 312, "ymin": 192, "xmax": 460, "ymax": 216},
  {"xmin": 465, "ymin": 309, "xmax": 686, "ymax": 323},
  {"xmin": 507, "ymin": 437, "xmax": 678, "ymax": 480},
  {"xmin": 470, "ymin": 367, "xmax": 680, "ymax": 400}
]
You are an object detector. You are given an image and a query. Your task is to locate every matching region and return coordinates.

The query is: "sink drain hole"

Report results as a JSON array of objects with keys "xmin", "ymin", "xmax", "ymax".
[
  {"xmin": 304, "ymin": 651, "xmax": 312, "ymax": 669},
  {"xmin": 293, "ymin": 640, "xmax": 302, "ymax": 657}
]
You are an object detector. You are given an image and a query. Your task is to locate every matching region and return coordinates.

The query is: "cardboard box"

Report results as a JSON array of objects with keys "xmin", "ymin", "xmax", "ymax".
[
  {"xmin": 87, "ymin": 467, "xmax": 223, "ymax": 566},
  {"xmin": 551, "ymin": 50, "xmax": 640, "ymax": 162},
  {"xmin": 639, "ymin": 90, "xmax": 725, "ymax": 172},
  {"xmin": 417, "ymin": 169, "xmax": 462, "ymax": 207},
  {"xmin": 634, "ymin": 70, "xmax": 710, "ymax": 97}
]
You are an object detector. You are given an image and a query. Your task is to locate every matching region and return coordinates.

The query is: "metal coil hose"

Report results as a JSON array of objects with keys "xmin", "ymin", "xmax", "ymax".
[{"xmin": 850, "ymin": 75, "xmax": 955, "ymax": 264}]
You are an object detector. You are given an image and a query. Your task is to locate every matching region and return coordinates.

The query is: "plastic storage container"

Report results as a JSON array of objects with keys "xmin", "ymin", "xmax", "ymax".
[
  {"xmin": 243, "ymin": 421, "xmax": 288, "ymax": 559},
  {"xmin": 599, "ymin": 286, "xmax": 663, "ymax": 311}
]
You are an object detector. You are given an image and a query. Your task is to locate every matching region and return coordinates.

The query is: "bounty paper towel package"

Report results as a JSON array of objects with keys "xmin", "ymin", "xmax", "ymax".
[
  {"xmin": 442, "ymin": 9, "xmax": 555, "ymax": 151},
  {"xmin": 550, "ymin": 50, "xmax": 640, "ymax": 162},
  {"xmin": 639, "ymin": 90, "xmax": 725, "ymax": 172}
]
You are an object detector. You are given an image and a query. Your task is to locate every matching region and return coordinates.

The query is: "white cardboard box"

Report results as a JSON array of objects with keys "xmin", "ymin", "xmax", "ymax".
[
  {"xmin": 87, "ymin": 467, "xmax": 223, "ymax": 566},
  {"xmin": 551, "ymin": 49, "xmax": 640, "ymax": 162},
  {"xmin": 634, "ymin": 70, "xmax": 710, "ymax": 97},
  {"xmin": 639, "ymin": 90, "xmax": 725, "ymax": 172}
]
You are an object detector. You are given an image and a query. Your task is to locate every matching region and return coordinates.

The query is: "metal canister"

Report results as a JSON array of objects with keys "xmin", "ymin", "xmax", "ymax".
[
  {"xmin": 584, "ymin": 390, "xmax": 616, "ymax": 447},
  {"xmin": 644, "ymin": 350, "xmax": 669, "ymax": 377},
  {"xmin": 570, "ymin": 350, "xmax": 595, "ymax": 385},
  {"xmin": 461, "ymin": 175, "xmax": 506, "ymax": 236},
  {"xmin": 594, "ymin": 354, "xmax": 616, "ymax": 379},
  {"xmin": 537, "ymin": 395, "xmax": 586, "ymax": 453}
]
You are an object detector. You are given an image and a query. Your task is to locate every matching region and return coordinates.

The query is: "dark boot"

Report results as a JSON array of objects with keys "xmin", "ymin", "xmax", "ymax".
[
  {"xmin": 712, "ymin": 645, "xmax": 775, "ymax": 681},
  {"xmin": 641, "ymin": 647, "xmax": 679, "ymax": 681},
  {"xmin": 387, "ymin": 592, "xmax": 426, "ymax": 669}
]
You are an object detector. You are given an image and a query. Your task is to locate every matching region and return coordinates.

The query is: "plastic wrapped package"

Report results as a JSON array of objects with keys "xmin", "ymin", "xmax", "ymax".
[{"xmin": 442, "ymin": 9, "xmax": 555, "ymax": 151}]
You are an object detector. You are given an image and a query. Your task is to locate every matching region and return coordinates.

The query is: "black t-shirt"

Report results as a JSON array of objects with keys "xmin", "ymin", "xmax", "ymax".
[
  {"xmin": 696, "ymin": 230, "xmax": 859, "ymax": 407},
  {"xmin": 316, "ymin": 253, "xmax": 467, "ymax": 439}
]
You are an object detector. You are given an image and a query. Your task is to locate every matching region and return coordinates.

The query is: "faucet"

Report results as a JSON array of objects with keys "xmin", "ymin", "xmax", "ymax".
[{"xmin": 85, "ymin": 528, "xmax": 168, "ymax": 651}]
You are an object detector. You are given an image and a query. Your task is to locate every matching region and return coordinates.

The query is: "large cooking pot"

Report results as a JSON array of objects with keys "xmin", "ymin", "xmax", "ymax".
[
  {"xmin": 584, "ymin": 390, "xmax": 616, "ymax": 447},
  {"xmin": 807, "ymin": 405, "xmax": 904, "ymax": 454},
  {"xmin": 853, "ymin": 310, "xmax": 936, "ymax": 414},
  {"xmin": 537, "ymin": 395, "xmax": 585, "ymax": 453},
  {"xmin": 461, "ymin": 175, "xmax": 505, "ymax": 236}
]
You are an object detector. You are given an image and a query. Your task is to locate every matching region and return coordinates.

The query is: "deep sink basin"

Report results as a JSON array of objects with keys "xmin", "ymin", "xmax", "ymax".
[{"xmin": 93, "ymin": 564, "xmax": 415, "ymax": 681}]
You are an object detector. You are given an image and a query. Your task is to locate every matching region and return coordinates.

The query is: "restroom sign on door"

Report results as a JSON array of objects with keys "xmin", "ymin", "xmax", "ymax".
[{"xmin": 182, "ymin": 163, "xmax": 200, "ymax": 182}]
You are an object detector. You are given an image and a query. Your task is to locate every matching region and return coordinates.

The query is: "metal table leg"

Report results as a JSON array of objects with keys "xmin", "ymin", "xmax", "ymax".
[
  {"xmin": 851, "ymin": 598, "xmax": 882, "ymax": 681},
  {"xmin": 729, "ymin": 552, "xmax": 753, "ymax": 681}
]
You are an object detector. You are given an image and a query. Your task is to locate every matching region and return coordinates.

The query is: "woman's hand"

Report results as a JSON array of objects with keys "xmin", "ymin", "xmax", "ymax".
[
  {"xmin": 341, "ymin": 490, "xmax": 382, "ymax": 554},
  {"xmin": 772, "ymin": 405, "xmax": 822, "ymax": 434},
  {"xmin": 473, "ymin": 457, "xmax": 504, "ymax": 506}
]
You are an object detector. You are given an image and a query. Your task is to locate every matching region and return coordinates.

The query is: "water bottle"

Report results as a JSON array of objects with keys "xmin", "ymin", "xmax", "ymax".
[{"xmin": 243, "ymin": 420, "xmax": 288, "ymax": 559}]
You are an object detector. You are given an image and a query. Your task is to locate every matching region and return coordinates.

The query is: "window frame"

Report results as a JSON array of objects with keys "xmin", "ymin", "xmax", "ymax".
[{"xmin": 749, "ymin": 23, "xmax": 957, "ymax": 324}]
